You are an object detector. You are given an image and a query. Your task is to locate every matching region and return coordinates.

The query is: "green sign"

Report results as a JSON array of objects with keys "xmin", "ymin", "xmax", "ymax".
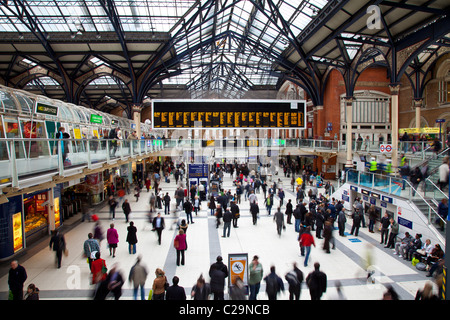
[
  {"xmin": 35, "ymin": 102, "xmax": 58, "ymax": 116},
  {"xmin": 90, "ymin": 114, "xmax": 103, "ymax": 124}
]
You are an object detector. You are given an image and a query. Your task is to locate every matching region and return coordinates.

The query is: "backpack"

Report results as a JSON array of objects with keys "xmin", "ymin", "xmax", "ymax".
[
  {"xmin": 285, "ymin": 271, "xmax": 300, "ymax": 287},
  {"xmin": 265, "ymin": 276, "xmax": 279, "ymax": 296}
]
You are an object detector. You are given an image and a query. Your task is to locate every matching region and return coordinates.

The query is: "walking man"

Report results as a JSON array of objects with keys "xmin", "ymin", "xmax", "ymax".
[{"xmin": 306, "ymin": 262, "xmax": 327, "ymax": 300}]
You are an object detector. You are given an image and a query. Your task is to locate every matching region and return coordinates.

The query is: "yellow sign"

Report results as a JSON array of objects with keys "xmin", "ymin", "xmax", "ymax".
[
  {"xmin": 229, "ymin": 255, "xmax": 248, "ymax": 286},
  {"xmin": 421, "ymin": 127, "xmax": 441, "ymax": 134},
  {"xmin": 12, "ymin": 212, "xmax": 23, "ymax": 253},
  {"xmin": 54, "ymin": 197, "xmax": 61, "ymax": 228},
  {"xmin": 73, "ymin": 128, "xmax": 81, "ymax": 139},
  {"xmin": 399, "ymin": 127, "xmax": 440, "ymax": 134}
]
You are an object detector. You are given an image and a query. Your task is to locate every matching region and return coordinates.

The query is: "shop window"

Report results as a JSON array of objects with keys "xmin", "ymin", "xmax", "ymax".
[
  {"xmin": 447, "ymin": 82, "xmax": 450, "ymax": 103},
  {"xmin": 23, "ymin": 192, "xmax": 49, "ymax": 235}
]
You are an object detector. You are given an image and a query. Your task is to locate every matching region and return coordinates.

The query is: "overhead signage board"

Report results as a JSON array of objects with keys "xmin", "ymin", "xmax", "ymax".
[
  {"xmin": 188, "ymin": 164, "xmax": 209, "ymax": 178},
  {"xmin": 90, "ymin": 114, "xmax": 103, "ymax": 124},
  {"xmin": 152, "ymin": 99, "xmax": 306, "ymax": 129},
  {"xmin": 35, "ymin": 102, "xmax": 58, "ymax": 117},
  {"xmin": 399, "ymin": 127, "xmax": 440, "ymax": 134}
]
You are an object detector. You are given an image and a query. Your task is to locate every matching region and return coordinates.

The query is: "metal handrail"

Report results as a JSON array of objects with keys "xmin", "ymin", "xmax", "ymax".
[
  {"xmin": 403, "ymin": 178, "xmax": 445, "ymax": 225},
  {"xmin": 425, "ymin": 177, "xmax": 449, "ymax": 200}
]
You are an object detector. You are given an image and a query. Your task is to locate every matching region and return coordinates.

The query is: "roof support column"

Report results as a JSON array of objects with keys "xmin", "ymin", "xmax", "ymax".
[
  {"xmin": 390, "ymin": 84, "xmax": 401, "ymax": 172},
  {"xmin": 131, "ymin": 104, "xmax": 142, "ymax": 139},
  {"xmin": 414, "ymin": 98, "xmax": 423, "ymax": 129},
  {"xmin": 344, "ymin": 97, "xmax": 353, "ymax": 168}
]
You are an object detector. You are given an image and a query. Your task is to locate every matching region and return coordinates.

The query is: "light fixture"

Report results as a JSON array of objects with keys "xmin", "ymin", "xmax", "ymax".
[
  {"xmin": 70, "ymin": 32, "xmax": 76, "ymax": 39},
  {"xmin": 18, "ymin": 33, "xmax": 24, "ymax": 39},
  {"xmin": 96, "ymin": 32, "xmax": 101, "ymax": 39}
]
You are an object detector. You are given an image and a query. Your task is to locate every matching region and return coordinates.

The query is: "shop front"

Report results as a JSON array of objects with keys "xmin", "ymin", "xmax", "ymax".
[{"xmin": 0, "ymin": 186, "xmax": 63, "ymax": 260}]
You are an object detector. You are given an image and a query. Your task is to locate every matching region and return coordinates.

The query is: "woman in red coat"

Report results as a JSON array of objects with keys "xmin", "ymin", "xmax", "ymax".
[
  {"xmin": 174, "ymin": 229, "xmax": 187, "ymax": 266},
  {"xmin": 91, "ymin": 252, "xmax": 107, "ymax": 284}
]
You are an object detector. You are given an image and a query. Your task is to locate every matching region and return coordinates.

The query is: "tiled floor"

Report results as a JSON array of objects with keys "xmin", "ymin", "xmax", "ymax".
[{"xmin": 0, "ymin": 171, "xmax": 438, "ymax": 300}]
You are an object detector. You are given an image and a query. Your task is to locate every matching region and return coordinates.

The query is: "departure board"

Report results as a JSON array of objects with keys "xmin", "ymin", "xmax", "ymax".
[{"xmin": 152, "ymin": 99, "xmax": 306, "ymax": 129}]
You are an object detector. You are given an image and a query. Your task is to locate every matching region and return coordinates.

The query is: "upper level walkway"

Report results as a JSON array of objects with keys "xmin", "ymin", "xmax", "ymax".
[{"xmin": 0, "ymin": 137, "xmax": 440, "ymax": 195}]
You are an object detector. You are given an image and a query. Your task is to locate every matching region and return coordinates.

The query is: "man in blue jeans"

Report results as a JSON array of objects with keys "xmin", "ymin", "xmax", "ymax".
[
  {"xmin": 299, "ymin": 226, "xmax": 315, "ymax": 267},
  {"xmin": 222, "ymin": 209, "xmax": 232, "ymax": 237}
]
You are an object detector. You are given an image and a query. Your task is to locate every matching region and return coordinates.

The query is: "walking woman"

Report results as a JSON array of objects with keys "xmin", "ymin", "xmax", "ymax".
[
  {"xmin": 107, "ymin": 223, "xmax": 119, "ymax": 257},
  {"xmin": 126, "ymin": 221, "xmax": 138, "ymax": 254},
  {"xmin": 174, "ymin": 229, "xmax": 187, "ymax": 266},
  {"xmin": 152, "ymin": 268, "xmax": 168, "ymax": 300},
  {"xmin": 209, "ymin": 196, "xmax": 216, "ymax": 216}
]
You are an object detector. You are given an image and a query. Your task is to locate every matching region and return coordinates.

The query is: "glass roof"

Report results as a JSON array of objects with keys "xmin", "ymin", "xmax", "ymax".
[{"xmin": 0, "ymin": 0, "xmax": 328, "ymax": 98}]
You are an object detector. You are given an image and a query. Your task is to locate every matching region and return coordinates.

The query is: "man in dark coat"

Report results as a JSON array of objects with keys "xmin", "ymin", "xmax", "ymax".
[
  {"xmin": 337, "ymin": 210, "xmax": 347, "ymax": 236},
  {"xmin": 315, "ymin": 209, "xmax": 325, "ymax": 239},
  {"xmin": 306, "ymin": 262, "xmax": 327, "ymax": 300},
  {"xmin": 350, "ymin": 210, "xmax": 361, "ymax": 236},
  {"xmin": 163, "ymin": 192, "xmax": 171, "ymax": 215},
  {"xmin": 49, "ymin": 230, "xmax": 66, "ymax": 268},
  {"xmin": 8, "ymin": 260, "xmax": 27, "ymax": 300},
  {"xmin": 183, "ymin": 198, "xmax": 194, "ymax": 224},
  {"xmin": 122, "ymin": 199, "xmax": 131, "ymax": 222},
  {"xmin": 285, "ymin": 199, "xmax": 293, "ymax": 224},
  {"xmin": 274, "ymin": 207, "xmax": 285, "ymax": 236},
  {"xmin": 250, "ymin": 201, "xmax": 259, "ymax": 225},
  {"xmin": 285, "ymin": 262, "xmax": 304, "ymax": 300},
  {"xmin": 264, "ymin": 266, "xmax": 285, "ymax": 300},
  {"xmin": 166, "ymin": 276, "xmax": 186, "ymax": 300},
  {"xmin": 230, "ymin": 201, "xmax": 240, "ymax": 228},
  {"xmin": 209, "ymin": 256, "xmax": 228, "ymax": 300},
  {"xmin": 222, "ymin": 209, "xmax": 233, "ymax": 237},
  {"xmin": 152, "ymin": 212, "xmax": 165, "ymax": 245}
]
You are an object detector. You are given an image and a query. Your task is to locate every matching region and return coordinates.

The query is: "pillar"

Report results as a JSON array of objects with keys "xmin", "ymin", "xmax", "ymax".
[
  {"xmin": 344, "ymin": 97, "xmax": 354, "ymax": 168},
  {"xmin": 316, "ymin": 105, "xmax": 324, "ymax": 139},
  {"xmin": 414, "ymin": 98, "xmax": 423, "ymax": 129},
  {"xmin": 48, "ymin": 188, "xmax": 55, "ymax": 234},
  {"xmin": 390, "ymin": 84, "xmax": 400, "ymax": 172},
  {"xmin": 131, "ymin": 104, "xmax": 142, "ymax": 138}
]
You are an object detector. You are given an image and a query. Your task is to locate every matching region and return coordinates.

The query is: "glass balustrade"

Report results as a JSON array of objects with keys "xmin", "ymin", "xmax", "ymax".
[
  {"xmin": 345, "ymin": 169, "xmax": 445, "ymax": 229},
  {"xmin": 0, "ymin": 138, "xmax": 167, "ymax": 186}
]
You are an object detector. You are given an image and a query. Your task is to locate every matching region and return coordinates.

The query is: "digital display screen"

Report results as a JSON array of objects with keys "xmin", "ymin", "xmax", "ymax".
[{"xmin": 152, "ymin": 99, "xmax": 306, "ymax": 129}]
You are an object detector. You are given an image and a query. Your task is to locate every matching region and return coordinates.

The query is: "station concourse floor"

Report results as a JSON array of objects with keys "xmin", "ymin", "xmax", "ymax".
[{"xmin": 0, "ymin": 172, "xmax": 436, "ymax": 300}]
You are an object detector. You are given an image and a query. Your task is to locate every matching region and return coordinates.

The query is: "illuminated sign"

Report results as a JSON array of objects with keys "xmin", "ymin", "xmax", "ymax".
[{"xmin": 152, "ymin": 99, "xmax": 306, "ymax": 129}]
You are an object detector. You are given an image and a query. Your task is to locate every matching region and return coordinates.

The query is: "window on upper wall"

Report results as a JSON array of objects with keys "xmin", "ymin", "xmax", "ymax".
[{"xmin": 447, "ymin": 82, "xmax": 450, "ymax": 103}]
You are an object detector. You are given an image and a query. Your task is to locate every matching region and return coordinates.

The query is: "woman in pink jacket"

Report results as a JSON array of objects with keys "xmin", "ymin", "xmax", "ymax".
[
  {"xmin": 107, "ymin": 223, "xmax": 119, "ymax": 257},
  {"xmin": 174, "ymin": 229, "xmax": 187, "ymax": 266}
]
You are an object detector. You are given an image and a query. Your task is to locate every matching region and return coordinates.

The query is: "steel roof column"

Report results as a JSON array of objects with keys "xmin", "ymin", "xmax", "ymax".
[{"xmin": 344, "ymin": 97, "xmax": 353, "ymax": 168}]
